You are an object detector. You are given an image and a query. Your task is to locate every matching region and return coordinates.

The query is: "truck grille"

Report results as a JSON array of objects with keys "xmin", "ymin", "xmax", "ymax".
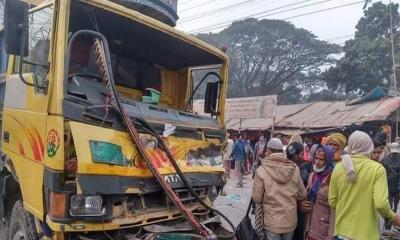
[{"xmin": 112, "ymin": 186, "xmax": 210, "ymax": 224}]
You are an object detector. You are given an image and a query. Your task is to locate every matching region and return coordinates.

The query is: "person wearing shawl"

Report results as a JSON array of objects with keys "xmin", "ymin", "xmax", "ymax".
[
  {"xmin": 326, "ymin": 132, "xmax": 358, "ymax": 183},
  {"xmin": 326, "ymin": 133, "xmax": 347, "ymax": 163},
  {"xmin": 329, "ymin": 131, "xmax": 400, "ymax": 240},
  {"xmin": 303, "ymin": 145, "xmax": 335, "ymax": 240}
]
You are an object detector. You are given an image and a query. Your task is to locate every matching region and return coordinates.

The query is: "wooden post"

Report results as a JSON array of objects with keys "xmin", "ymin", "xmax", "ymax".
[
  {"xmin": 271, "ymin": 116, "xmax": 276, "ymax": 139},
  {"xmin": 239, "ymin": 118, "xmax": 242, "ymax": 134},
  {"xmin": 389, "ymin": 0, "xmax": 398, "ymax": 138}
]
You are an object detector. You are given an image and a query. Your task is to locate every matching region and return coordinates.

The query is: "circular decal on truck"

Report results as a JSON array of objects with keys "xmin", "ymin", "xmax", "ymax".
[{"xmin": 47, "ymin": 129, "xmax": 60, "ymax": 157}]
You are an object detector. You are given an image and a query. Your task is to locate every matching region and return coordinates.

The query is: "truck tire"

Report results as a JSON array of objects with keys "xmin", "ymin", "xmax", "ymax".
[{"xmin": 8, "ymin": 201, "xmax": 38, "ymax": 240}]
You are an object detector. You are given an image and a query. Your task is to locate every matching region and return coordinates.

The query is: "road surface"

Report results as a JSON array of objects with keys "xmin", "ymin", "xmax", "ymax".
[{"xmin": 214, "ymin": 175, "xmax": 254, "ymax": 228}]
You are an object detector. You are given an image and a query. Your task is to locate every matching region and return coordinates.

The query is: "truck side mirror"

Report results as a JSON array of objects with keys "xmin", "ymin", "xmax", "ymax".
[
  {"xmin": 4, "ymin": 0, "xmax": 29, "ymax": 56},
  {"xmin": 204, "ymin": 82, "xmax": 219, "ymax": 114}
]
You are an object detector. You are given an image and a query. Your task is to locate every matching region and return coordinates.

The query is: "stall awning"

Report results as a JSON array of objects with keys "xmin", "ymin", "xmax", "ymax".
[{"xmin": 227, "ymin": 97, "xmax": 400, "ymax": 131}]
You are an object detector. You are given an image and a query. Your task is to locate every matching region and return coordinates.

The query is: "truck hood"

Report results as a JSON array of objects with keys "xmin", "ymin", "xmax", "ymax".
[{"xmin": 69, "ymin": 121, "xmax": 224, "ymax": 177}]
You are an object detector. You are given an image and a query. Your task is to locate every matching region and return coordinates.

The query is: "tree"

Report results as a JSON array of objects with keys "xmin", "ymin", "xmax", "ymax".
[
  {"xmin": 196, "ymin": 18, "xmax": 340, "ymax": 103},
  {"xmin": 322, "ymin": 2, "xmax": 400, "ymax": 95}
]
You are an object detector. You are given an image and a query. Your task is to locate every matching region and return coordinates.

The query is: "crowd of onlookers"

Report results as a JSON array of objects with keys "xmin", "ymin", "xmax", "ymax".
[{"xmin": 224, "ymin": 130, "xmax": 400, "ymax": 240}]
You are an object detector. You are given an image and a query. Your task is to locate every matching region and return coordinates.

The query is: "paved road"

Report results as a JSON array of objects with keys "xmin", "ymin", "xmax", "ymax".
[{"xmin": 214, "ymin": 175, "xmax": 254, "ymax": 228}]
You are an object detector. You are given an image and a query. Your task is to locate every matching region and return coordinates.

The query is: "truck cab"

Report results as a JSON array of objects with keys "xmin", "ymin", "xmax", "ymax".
[{"xmin": 0, "ymin": 0, "xmax": 230, "ymax": 239}]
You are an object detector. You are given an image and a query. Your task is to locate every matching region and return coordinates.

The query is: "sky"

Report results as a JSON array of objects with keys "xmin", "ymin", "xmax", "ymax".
[{"xmin": 176, "ymin": 0, "xmax": 399, "ymax": 45}]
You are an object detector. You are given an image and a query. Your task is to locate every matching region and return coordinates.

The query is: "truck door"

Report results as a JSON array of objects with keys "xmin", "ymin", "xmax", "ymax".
[{"xmin": 2, "ymin": 4, "xmax": 54, "ymax": 219}]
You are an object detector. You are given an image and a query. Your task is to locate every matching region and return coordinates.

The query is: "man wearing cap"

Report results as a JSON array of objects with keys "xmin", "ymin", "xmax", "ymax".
[{"xmin": 252, "ymin": 138, "xmax": 307, "ymax": 240}]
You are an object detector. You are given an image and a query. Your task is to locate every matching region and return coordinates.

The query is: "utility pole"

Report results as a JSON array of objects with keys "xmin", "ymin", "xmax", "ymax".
[{"xmin": 389, "ymin": 0, "xmax": 398, "ymax": 138}]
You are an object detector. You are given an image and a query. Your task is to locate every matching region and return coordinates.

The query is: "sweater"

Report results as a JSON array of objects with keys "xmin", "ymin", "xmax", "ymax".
[{"xmin": 329, "ymin": 154, "xmax": 396, "ymax": 240}]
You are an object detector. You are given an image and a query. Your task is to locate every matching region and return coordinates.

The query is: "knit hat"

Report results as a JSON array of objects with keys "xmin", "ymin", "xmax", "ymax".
[
  {"xmin": 326, "ymin": 133, "xmax": 347, "ymax": 150},
  {"xmin": 267, "ymin": 138, "xmax": 283, "ymax": 150}
]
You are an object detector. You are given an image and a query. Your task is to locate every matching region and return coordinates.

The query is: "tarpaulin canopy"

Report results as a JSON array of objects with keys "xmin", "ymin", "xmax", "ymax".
[
  {"xmin": 227, "ymin": 97, "xmax": 400, "ymax": 131},
  {"xmin": 276, "ymin": 98, "xmax": 400, "ymax": 129}
]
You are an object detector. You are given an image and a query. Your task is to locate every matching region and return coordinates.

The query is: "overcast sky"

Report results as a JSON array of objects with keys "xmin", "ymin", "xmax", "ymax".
[{"xmin": 176, "ymin": 0, "xmax": 399, "ymax": 45}]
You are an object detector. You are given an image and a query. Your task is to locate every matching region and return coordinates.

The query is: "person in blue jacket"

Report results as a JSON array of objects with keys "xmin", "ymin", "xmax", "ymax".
[{"xmin": 230, "ymin": 133, "xmax": 247, "ymax": 188}]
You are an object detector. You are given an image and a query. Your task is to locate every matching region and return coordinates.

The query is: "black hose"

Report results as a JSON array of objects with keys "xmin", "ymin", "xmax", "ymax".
[
  {"xmin": 135, "ymin": 118, "xmax": 236, "ymax": 239},
  {"xmin": 18, "ymin": 29, "xmax": 35, "ymax": 87},
  {"xmin": 185, "ymin": 72, "xmax": 222, "ymax": 110}
]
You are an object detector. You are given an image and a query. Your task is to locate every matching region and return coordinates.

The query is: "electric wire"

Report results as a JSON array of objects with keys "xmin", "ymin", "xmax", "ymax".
[
  {"xmin": 179, "ymin": 0, "xmax": 256, "ymax": 23},
  {"xmin": 188, "ymin": 0, "xmax": 335, "ymax": 33},
  {"xmin": 179, "ymin": 0, "xmax": 309, "ymax": 24},
  {"xmin": 180, "ymin": 0, "xmax": 219, "ymax": 12},
  {"xmin": 284, "ymin": 1, "xmax": 363, "ymax": 20},
  {"xmin": 189, "ymin": 0, "xmax": 363, "ymax": 33}
]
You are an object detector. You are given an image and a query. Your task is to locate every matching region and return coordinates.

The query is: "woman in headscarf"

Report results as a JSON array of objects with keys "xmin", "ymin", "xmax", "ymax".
[
  {"xmin": 326, "ymin": 133, "xmax": 347, "ymax": 163},
  {"xmin": 328, "ymin": 131, "xmax": 399, "ymax": 240},
  {"xmin": 303, "ymin": 145, "xmax": 335, "ymax": 240}
]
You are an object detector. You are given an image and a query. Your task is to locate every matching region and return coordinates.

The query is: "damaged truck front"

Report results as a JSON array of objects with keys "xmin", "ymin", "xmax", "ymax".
[{"xmin": 0, "ymin": 0, "xmax": 231, "ymax": 239}]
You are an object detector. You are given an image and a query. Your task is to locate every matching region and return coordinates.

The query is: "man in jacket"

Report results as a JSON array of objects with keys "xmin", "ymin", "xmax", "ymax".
[
  {"xmin": 230, "ymin": 133, "xmax": 247, "ymax": 188},
  {"xmin": 252, "ymin": 138, "xmax": 307, "ymax": 240}
]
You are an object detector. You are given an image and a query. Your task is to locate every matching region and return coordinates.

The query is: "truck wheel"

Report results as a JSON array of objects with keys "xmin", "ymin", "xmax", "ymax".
[{"xmin": 8, "ymin": 201, "xmax": 38, "ymax": 240}]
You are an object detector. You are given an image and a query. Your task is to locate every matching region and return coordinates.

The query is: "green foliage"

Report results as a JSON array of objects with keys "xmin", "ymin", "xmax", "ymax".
[
  {"xmin": 322, "ymin": 2, "xmax": 400, "ymax": 95},
  {"xmin": 196, "ymin": 18, "xmax": 340, "ymax": 103}
]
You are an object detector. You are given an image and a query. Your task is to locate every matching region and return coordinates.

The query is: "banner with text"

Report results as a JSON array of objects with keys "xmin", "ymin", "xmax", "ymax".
[{"xmin": 193, "ymin": 95, "xmax": 277, "ymax": 119}]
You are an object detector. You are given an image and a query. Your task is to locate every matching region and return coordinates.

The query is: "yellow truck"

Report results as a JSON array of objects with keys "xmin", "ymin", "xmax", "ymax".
[{"xmin": 0, "ymin": 0, "xmax": 232, "ymax": 239}]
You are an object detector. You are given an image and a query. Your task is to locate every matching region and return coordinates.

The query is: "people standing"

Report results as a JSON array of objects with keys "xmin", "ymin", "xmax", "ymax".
[
  {"xmin": 371, "ymin": 132, "xmax": 387, "ymax": 162},
  {"xmin": 223, "ymin": 133, "xmax": 234, "ymax": 178},
  {"xmin": 326, "ymin": 133, "xmax": 347, "ymax": 164},
  {"xmin": 287, "ymin": 142, "xmax": 311, "ymax": 185},
  {"xmin": 244, "ymin": 133, "xmax": 253, "ymax": 175},
  {"xmin": 303, "ymin": 137, "xmax": 314, "ymax": 163},
  {"xmin": 286, "ymin": 142, "xmax": 311, "ymax": 240},
  {"xmin": 329, "ymin": 131, "xmax": 400, "ymax": 239},
  {"xmin": 252, "ymin": 135, "xmax": 266, "ymax": 174},
  {"xmin": 382, "ymin": 142, "xmax": 400, "ymax": 213},
  {"xmin": 230, "ymin": 133, "xmax": 247, "ymax": 188},
  {"xmin": 303, "ymin": 145, "xmax": 335, "ymax": 240},
  {"xmin": 252, "ymin": 138, "xmax": 307, "ymax": 240}
]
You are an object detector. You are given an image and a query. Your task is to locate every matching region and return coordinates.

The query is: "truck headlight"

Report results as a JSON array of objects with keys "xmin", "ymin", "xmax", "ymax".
[{"xmin": 70, "ymin": 195, "xmax": 105, "ymax": 217}]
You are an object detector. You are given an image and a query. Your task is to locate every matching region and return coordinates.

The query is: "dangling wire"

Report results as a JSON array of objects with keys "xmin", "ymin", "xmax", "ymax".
[{"xmin": 85, "ymin": 7, "xmax": 100, "ymax": 32}]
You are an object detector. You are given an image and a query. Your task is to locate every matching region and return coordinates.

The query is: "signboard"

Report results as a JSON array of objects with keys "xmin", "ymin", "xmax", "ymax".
[{"xmin": 193, "ymin": 95, "xmax": 277, "ymax": 120}]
